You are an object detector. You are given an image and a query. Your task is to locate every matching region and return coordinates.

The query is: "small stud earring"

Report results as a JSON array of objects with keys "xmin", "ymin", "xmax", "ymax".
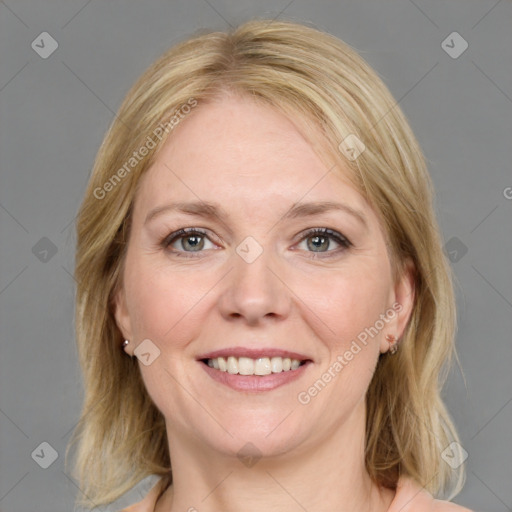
[
  {"xmin": 122, "ymin": 339, "xmax": 129, "ymax": 349},
  {"xmin": 385, "ymin": 334, "xmax": 399, "ymax": 355}
]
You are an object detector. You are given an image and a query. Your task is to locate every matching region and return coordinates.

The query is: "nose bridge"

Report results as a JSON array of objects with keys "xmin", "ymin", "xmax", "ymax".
[{"xmin": 220, "ymin": 235, "xmax": 290, "ymax": 323}]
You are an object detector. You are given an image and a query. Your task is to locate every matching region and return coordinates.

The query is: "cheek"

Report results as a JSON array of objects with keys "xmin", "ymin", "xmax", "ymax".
[
  {"xmin": 308, "ymin": 264, "xmax": 391, "ymax": 350},
  {"xmin": 124, "ymin": 259, "xmax": 210, "ymax": 416},
  {"xmin": 124, "ymin": 257, "xmax": 208, "ymax": 347},
  {"xmin": 300, "ymin": 273, "xmax": 388, "ymax": 416}
]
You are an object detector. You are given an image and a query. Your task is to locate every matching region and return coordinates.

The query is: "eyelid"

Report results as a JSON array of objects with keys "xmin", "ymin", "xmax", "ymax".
[
  {"xmin": 296, "ymin": 227, "xmax": 352, "ymax": 246},
  {"xmin": 162, "ymin": 227, "xmax": 216, "ymax": 248},
  {"xmin": 160, "ymin": 228, "xmax": 216, "ymax": 259},
  {"xmin": 161, "ymin": 226, "xmax": 352, "ymax": 257},
  {"xmin": 292, "ymin": 227, "xmax": 352, "ymax": 258}
]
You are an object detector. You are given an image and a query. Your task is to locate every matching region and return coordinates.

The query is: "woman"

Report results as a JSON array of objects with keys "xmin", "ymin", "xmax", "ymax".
[{"xmin": 67, "ymin": 19, "xmax": 474, "ymax": 512}]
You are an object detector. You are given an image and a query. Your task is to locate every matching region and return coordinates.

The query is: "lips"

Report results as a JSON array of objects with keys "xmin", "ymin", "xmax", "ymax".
[
  {"xmin": 197, "ymin": 347, "xmax": 312, "ymax": 361},
  {"xmin": 196, "ymin": 347, "xmax": 313, "ymax": 391}
]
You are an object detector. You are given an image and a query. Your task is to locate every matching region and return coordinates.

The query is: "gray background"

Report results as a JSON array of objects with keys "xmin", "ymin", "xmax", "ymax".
[{"xmin": 0, "ymin": 1, "xmax": 511, "ymax": 511}]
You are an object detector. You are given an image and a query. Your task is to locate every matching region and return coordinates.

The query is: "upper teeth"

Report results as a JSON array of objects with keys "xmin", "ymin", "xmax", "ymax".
[{"xmin": 207, "ymin": 356, "xmax": 302, "ymax": 375}]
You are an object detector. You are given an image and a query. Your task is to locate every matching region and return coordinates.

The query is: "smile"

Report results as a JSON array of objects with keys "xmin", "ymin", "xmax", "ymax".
[
  {"xmin": 199, "ymin": 358, "xmax": 312, "ymax": 392},
  {"xmin": 204, "ymin": 356, "xmax": 305, "ymax": 375}
]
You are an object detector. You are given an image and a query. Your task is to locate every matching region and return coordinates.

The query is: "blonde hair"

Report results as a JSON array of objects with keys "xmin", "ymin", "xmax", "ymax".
[{"xmin": 66, "ymin": 18, "xmax": 466, "ymax": 507}]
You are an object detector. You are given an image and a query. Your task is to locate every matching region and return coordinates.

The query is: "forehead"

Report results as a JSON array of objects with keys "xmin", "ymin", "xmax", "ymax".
[{"xmin": 134, "ymin": 96, "xmax": 368, "ymax": 217}]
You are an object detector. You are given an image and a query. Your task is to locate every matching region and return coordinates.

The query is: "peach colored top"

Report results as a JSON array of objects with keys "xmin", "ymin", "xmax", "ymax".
[{"xmin": 120, "ymin": 475, "xmax": 475, "ymax": 512}]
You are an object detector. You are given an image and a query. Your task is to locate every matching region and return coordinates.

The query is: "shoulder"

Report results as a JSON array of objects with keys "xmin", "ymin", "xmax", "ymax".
[
  {"xmin": 388, "ymin": 475, "xmax": 474, "ymax": 512},
  {"xmin": 120, "ymin": 474, "xmax": 475, "ymax": 512},
  {"xmin": 433, "ymin": 501, "xmax": 474, "ymax": 512},
  {"xmin": 119, "ymin": 476, "xmax": 169, "ymax": 512}
]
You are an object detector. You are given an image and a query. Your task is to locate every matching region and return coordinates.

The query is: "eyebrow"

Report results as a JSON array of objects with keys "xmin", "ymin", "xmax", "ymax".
[{"xmin": 144, "ymin": 200, "xmax": 368, "ymax": 229}]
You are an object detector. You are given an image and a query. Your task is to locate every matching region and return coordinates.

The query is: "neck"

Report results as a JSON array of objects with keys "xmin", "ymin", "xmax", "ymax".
[{"xmin": 158, "ymin": 401, "xmax": 395, "ymax": 512}]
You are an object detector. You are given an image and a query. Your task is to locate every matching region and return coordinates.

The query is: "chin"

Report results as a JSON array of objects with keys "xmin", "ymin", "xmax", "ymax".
[{"xmin": 195, "ymin": 408, "xmax": 314, "ymax": 460}]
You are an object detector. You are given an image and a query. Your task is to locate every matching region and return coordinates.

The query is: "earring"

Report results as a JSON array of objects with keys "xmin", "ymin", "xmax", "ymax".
[
  {"xmin": 385, "ymin": 334, "xmax": 399, "ymax": 355},
  {"xmin": 122, "ymin": 339, "xmax": 129, "ymax": 349}
]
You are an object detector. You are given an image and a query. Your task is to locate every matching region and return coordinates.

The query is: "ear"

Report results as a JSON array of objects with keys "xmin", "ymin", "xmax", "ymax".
[
  {"xmin": 113, "ymin": 285, "xmax": 134, "ymax": 354},
  {"xmin": 380, "ymin": 258, "xmax": 415, "ymax": 354}
]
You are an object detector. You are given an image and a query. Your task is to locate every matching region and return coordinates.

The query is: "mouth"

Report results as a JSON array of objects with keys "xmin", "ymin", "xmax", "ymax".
[
  {"xmin": 200, "ymin": 355, "xmax": 310, "ymax": 375},
  {"xmin": 197, "ymin": 348, "xmax": 313, "ymax": 391}
]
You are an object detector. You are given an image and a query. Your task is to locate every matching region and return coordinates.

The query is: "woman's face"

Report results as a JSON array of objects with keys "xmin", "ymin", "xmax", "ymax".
[{"xmin": 114, "ymin": 95, "xmax": 414, "ymax": 459}]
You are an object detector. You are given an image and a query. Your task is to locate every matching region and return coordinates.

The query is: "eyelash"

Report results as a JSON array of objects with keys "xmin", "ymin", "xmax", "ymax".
[{"xmin": 160, "ymin": 227, "xmax": 352, "ymax": 259}]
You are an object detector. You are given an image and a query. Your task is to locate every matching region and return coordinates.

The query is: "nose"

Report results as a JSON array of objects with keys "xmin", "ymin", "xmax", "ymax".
[{"xmin": 218, "ymin": 243, "xmax": 292, "ymax": 326}]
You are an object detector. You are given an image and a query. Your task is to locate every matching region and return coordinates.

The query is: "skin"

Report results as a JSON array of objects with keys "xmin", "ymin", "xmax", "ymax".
[{"xmin": 114, "ymin": 94, "xmax": 415, "ymax": 512}]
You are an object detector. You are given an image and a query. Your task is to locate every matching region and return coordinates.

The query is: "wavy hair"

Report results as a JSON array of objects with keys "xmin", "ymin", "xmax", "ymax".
[{"xmin": 66, "ymin": 18, "xmax": 466, "ymax": 507}]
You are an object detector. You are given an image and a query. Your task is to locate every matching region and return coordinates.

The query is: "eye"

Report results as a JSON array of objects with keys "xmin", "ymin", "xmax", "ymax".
[
  {"xmin": 296, "ymin": 228, "xmax": 352, "ymax": 257},
  {"xmin": 161, "ymin": 227, "xmax": 352, "ymax": 259},
  {"xmin": 162, "ymin": 228, "xmax": 216, "ymax": 257}
]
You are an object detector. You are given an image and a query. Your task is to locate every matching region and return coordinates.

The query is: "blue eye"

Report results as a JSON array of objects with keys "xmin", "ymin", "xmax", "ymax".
[
  {"xmin": 297, "ymin": 228, "xmax": 352, "ymax": 257},
  {"xmin": 161, "ymin": 227, "xmax": 352, "ymax": 258},
  {"xmin": 162, "ymin": 228, "xmax": 213, "ymax": 256}
]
